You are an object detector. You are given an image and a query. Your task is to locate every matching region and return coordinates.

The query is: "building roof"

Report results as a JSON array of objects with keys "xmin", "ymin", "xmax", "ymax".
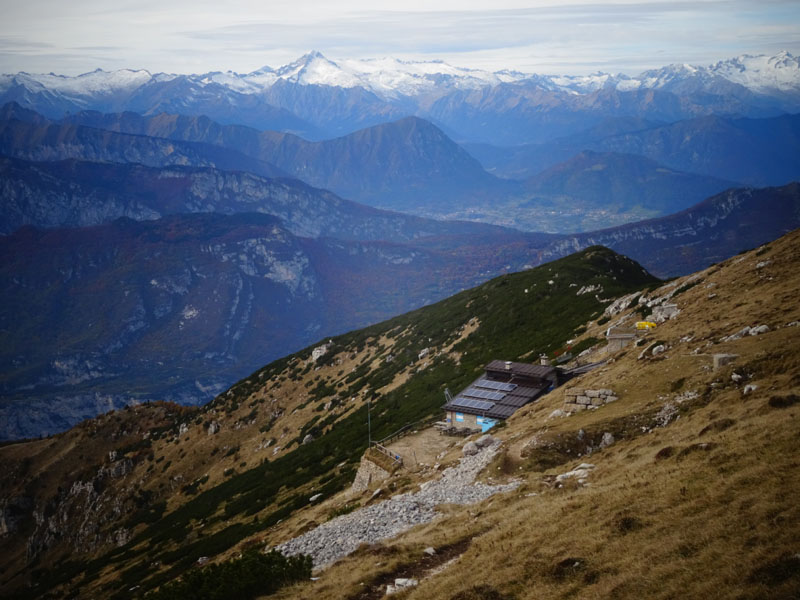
[
  {"xmin": 484, "ymin": 360, "xmax": 557, "ymax": 380},
  {"xmin": 443, "ymin": 361, "xmax": 553, "ymax": 420}
]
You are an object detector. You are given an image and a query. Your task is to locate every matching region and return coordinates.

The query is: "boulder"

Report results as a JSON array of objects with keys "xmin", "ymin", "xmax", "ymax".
[
  {"xmin": 475, "ymin": 434, "xmax": 496, "ymax": 448},
  {"xmin": 600, "ymin": 432, "xmax": 615, "ymax": 449},
  {"xmin": 462, "ymin": 442, "xmax": 479, "ymax": 456}
]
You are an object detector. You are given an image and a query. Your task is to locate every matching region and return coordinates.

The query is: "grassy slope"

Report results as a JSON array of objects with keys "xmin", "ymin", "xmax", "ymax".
[
  {"xmin": 272, "ymin": 230, "xmax": 800, "ymax": 600},
  {"xmin": 0, "ymin": 246, "xmax": 656, "ymax": 599}
]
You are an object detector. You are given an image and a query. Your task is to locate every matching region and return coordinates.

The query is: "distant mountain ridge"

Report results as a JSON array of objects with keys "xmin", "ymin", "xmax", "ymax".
[
  {"xmin": 468, "ymin": 113, "xmax": 800, "ymax": 186},
  {"xmin": 524, "ymin": 150, "xmax": 735, "ymax": 217},
  {"xmin": 2, "ymin": 51, "xmax": 798, "ymax": 144},
  {"xmin": 3, "ymin": 104, "xmax": 518, "ymax": 216},
  {"xmin": 0, "ymin": 154, "xmax": 528, "ymax": 241},
  {"xmin": 540, "ymin": 183, "xmax": 800, "ymax": 277}
]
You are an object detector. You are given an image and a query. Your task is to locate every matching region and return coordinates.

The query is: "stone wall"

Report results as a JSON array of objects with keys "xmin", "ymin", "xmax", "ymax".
[
  {"xmin": 563, "ymin": 388, "xmax": 618, "ymax": 412},
  {"xmin": 350, "ymin": 456, "xmax": 391, "ymax": 493}
]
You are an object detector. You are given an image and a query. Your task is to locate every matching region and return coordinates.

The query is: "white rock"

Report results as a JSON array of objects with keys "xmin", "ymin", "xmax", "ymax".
[
  {"xmin": 309, "ymin": 493, "xmax": 322, "ymax": 502},
  {"xmin": 651, "ymin": 344, "xmax": 666, "ymax": 356},
  {"xmin": 462, "ymin": 441, "xmax": 479, "ymax": 456},
  {"xmin": 749, "ymin": 324, "xmax": 770, "ymax": 336},
  {"xmin": 731, "ymin": 373, "xmax": 743, "ymax": 383},
  {"xmin": 424, "ymin": 546, "xmax": 436, "ymax": 555},
  {"xmin": 599, "ymin": 432, "xmax": 615, "ymax": 448},
  {"xmin": 475, "ymin": 434, "xmax": 496, "ymax": 448},
  {"xmin": 549, "ymin": 409, "xmax": 567, "ymax": 419},
  {"xmin": 743, "ymin": 384, "xmax": 758, "ymax": 395}
]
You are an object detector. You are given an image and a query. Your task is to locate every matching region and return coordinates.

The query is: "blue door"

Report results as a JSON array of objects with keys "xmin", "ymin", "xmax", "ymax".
[{"xmin": 481, "ymin": 418, "xmax": 497, "ymax": 432}]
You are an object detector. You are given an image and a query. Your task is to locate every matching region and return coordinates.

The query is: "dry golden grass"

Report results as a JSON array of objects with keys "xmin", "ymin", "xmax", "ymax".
[{"xmin": 264, "ymin": 232, "xmax": 800, "ymax": 600}]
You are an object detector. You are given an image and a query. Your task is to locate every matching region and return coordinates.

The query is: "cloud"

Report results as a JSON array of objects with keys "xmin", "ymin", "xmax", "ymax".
[{"xmin": 0, "ymin": 0, "xmax": 798, "ymax": 74}]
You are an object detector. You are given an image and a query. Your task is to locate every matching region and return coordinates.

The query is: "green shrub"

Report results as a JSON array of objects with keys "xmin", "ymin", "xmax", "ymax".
[{"xmin": 145, "ymin": 548, "xmax": 311, "ymax": 600}]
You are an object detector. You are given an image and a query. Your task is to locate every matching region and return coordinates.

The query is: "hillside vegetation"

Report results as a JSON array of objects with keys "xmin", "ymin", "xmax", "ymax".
[
  {"xmin": 3, "ymin": 230, "xmax": 799, "ymax": 599},
  {"xmin": 272, "ymin": 229, "xmax": 800, "ymax": 600},
  {"xmin": 0, "ymin": 246, "xmax": 656, "ymax": 598}
]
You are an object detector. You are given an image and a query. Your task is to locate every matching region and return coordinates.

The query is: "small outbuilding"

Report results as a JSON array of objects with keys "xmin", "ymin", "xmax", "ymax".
[{"xmin": 442, "ymin": 360, "xmax": 563, "ymax": 432}]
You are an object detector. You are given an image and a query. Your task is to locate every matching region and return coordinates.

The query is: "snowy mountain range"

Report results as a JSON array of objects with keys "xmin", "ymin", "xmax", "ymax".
[
  {"xmin": 2, "ymin": 50, "xmax": 799, "ymax": 144},
  {"xmin": 3, "ymin": 50, "xmax": 799, "ymax": 101}
]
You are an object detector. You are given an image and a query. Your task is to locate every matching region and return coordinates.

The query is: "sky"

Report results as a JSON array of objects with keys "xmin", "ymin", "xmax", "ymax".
[{"xmin": 1, "ymin": 0, "xmax": 799, "ymax": 76}]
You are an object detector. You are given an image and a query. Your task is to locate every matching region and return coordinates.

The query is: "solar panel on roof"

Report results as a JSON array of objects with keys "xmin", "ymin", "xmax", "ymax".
[
  {"xmin": 462, "ymin": 387, "xmax": 505, "ymax": 401},
  {"xmin": 476, "ymin": 379, "xmax": 517, "ymax": 392},
  {"xmin": 451, "ymin": 397, "xmax": 495, "ymax": 411}
]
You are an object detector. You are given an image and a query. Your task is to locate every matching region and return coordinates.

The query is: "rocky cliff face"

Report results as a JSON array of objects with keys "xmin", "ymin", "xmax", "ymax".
[{"xmin": 0, "ymin": 212, "xmax": 551, "ymax": 440}]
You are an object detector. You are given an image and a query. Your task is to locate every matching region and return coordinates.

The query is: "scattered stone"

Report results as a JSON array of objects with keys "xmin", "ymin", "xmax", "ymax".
[
  {"xmin": 418, "ymin": 348, "xmax": 430, "ymax": 360},
  {"xmin": 387, "ymin": 578, "xmax": 419, "ymax": 594},
  {"xmin": 424, "ymin": 547, "xmax": 436, "ymax": 556},
  {"xmin": 196, "ymin": 556, "xmax": 209, "ymax": 566},
  {"xmin": 651, "ymin": 344, "xmax": 666, "ymax": 356},
  {"xmin": 309, "ymin": 494, "xmax": 322, "ymax": 503},
  {"xmin": 556, "ymin": 463, "xmax": 595, "ymax": 483},
  {"xmin": 648, "ymin": 303, "xmax": 680, "ymax": 323},
  {"xmin": 755, "ymin": 260, "xmax": 772, "ymax": 269},
  {"xmin": 207, "ymin": 420, "xmax": 220, "ymax": 435},
  {"xmin": 279, "ymin": 441, "xmax": 518, "ymax": 568},
  {"xmin": 462, "ymin": 441, "xmax": 479, "ymax": 456},
  {"xmin": 599, "ymin": 432, "xmax": 615, "ymax": 449},
  {"xmin": 743, "ymin": 384, "xmax": 758, "ymax": 395},
  {"xmin": 302, "ymin": 434, "xmax": 314, "ymax": 445},
  {"xmin": 178, "ymin": 423, "xmax": 189, "ymax": 436},
  {"xmin": 731, "ymin": 373, "xmax": 743, "ymax": 383},
  {"xmin": 750, "ymin": 324, "xmax": 770, "ymax": 336},
  {"xmin": 548, "ymin": 409, "xmax": 567, "ymax": 419}
]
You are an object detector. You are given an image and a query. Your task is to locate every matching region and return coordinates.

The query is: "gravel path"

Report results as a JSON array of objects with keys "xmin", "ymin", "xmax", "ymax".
[{"xmin": 277, "ymin": 442, "xmax": 518, "ymax": 567}]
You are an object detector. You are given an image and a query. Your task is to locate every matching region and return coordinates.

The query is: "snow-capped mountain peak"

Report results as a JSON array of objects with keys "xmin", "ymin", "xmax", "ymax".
[
  {"xmin": 274, "ymin": 51, "xmax": 362, "ymax": 88},
  {"xmin": 710, "ymin": 51, "xmax": 800, "ymax": 92}
]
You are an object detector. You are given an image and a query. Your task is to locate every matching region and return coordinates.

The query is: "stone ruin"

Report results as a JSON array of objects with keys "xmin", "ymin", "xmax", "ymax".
[{"xmin": 563, "ymin": 388, "xmax": 618, "ymax": 412}]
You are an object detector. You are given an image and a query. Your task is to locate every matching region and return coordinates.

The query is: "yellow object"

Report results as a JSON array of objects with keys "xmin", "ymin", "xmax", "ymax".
[{"xmin": 636, "ymin": 321, "xmax": 657, "ymax": 330}]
